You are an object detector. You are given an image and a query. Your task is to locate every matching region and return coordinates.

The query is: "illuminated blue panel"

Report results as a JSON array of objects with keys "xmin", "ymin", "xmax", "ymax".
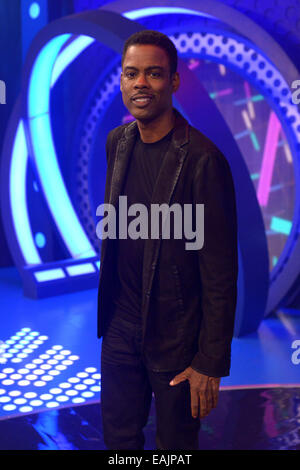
[
  {"xmin": 270, "ymin": 217, "xmax": 292, "ymax": 236},
  {"xmin": 10, "ymin": 121, "xmax": 41, "ymax": 265},
  {"xmin": 66, "ymin": 263, "xmax": 95, "ymax": 276},
  {"xmin": 28, "ymin": 34, "xmax": 96, "ymax": 259},
  {"xmin": 95, "ymin": 261, "xmax": 100, "ymax": 270},
  {"xmin": 123, "ymin": 7, "xmax": 215, "ymax": 20},
  {"xmin": 34, "ymin": 269, "xmax": 65, "ymax": 282}
]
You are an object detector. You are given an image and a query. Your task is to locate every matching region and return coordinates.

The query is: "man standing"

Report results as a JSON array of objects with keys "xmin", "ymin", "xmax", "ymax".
[{"xmin": 97, "ymin": 30, "xmax": 238, "ymax": 450}]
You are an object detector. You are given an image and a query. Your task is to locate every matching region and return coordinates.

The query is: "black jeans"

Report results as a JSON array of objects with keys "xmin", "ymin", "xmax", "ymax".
[{"xmin": 100, "ymin": 314, "xmax": 201, "ymax": 450}]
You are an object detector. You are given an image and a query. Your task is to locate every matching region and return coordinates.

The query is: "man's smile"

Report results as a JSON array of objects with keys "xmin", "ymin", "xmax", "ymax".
[{"xmin": 131, "ymin": 94, "xmax": 153, "ymax": 107}]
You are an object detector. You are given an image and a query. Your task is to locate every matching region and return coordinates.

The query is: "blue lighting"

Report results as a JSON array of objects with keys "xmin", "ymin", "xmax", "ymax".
[
  {"xmin": 10, "ymin": 121, "xmax": 41, "ymax": 265},
  {"xmin": 34, "ymin": 269, "xmax": 65, "ymax": 282},
  {"xmin": 51, "ymin": 36, "xmax": 95, "ymax": 87},
  {"xmin": 35, "ymin": 232, "xmax": 46, "ymax": 248},
  {"xmin": 66, "ymin": 263, "xmax": 95, "ymax": 276},
  {"xmin": 123, "ymin": 7, "xmax": 215, "ymax": 20},
  {"xmin": 28, "ymin": 34, "xmax": 70, "ymax": 118},
  {"xmin": 28, "ymin": 34, "xmax": 96, "ymax": 259},
  {"xmin": 29, "ymin": 2, "xmax": 40, "ymax": 20}
]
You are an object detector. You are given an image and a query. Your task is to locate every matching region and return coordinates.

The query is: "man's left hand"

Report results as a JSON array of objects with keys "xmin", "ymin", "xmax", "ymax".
[{"xmin": 169, "ymin": 367, "xmax": 221, "ymax": 419}]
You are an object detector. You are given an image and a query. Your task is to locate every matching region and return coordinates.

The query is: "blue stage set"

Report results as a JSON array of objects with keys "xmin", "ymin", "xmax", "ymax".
[{"xmin": 0, "ymin": 0, "xmax": 300, "ymax": 450}]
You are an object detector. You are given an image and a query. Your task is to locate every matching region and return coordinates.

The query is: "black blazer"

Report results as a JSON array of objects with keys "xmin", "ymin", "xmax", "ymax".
[{"xmin": 97, "ymin": 108, "xmax": 238, "ymax": 377}]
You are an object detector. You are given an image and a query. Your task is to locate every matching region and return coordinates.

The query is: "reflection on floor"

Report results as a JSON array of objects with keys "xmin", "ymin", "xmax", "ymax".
[
  {"xmin": 0, "ymin": 267, "xmax": 300, "ymax": 449},
  {"xmin": 0, "ymin": 387, "xmax": 299, "ymax": 450}
]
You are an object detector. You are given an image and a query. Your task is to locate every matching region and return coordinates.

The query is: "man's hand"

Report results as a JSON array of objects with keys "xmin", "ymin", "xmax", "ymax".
[{"xmin": 169, "ymin": 367, "xmax": 221, "ymax": 419}]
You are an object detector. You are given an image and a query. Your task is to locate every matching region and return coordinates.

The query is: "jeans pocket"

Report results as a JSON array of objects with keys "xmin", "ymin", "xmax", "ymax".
[{"xmin": 101, "ymin": 318, "xmax": 141, "ymax": 366}]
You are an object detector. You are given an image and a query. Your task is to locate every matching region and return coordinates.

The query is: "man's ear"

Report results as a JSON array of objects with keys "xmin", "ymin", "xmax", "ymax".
[
  {"xmin": 172, "ymin": 72, "xmax": 180, "ymax": 93},
  {"xmin": 120, "ymin": 72, "xmax": 123, "ymax": 92}
]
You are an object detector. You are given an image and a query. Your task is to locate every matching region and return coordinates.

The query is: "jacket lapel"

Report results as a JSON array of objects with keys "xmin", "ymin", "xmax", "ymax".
[
  {"xmin": 141, "ymin": 110, "xmax": 189, "ymax": 332},
  {"xmin": 100, "ymin": 120, "xmax": 137, "ymax": 272},
  {"xmin": 108, "ymin": 120, "xmax": 138, "ymax": 208}
]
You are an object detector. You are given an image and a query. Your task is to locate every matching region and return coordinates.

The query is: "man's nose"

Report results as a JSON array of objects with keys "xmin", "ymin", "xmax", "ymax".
[{"xmin": 134, "ymin": 73, "xmax": 149, "ymax": 88}]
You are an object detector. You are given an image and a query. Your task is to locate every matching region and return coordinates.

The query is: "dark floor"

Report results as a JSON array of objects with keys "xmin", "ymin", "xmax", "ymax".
[{"xmin": 0, "ymin": 386, "xmax": 300, "ymax": 450}]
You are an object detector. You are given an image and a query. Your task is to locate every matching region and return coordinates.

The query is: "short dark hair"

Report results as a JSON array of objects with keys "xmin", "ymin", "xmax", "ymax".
[{"xmin": 121, "ymin": 30, "xmax": 178, "ymax": 76}]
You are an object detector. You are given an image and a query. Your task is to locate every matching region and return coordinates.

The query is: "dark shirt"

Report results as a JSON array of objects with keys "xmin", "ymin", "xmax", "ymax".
[{"xmin": 112, "ymin": 127, "xmax": 174, "ymax": 324}]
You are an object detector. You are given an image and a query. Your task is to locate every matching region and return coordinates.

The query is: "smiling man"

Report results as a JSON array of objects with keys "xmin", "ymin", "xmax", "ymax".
[
  {"xmin": 120, "ymin": 40, "xmax": 178, "ymax": 142},
  {"xmin": 97, "ymin": 30, "xmax": 238, "ymax": 450}
]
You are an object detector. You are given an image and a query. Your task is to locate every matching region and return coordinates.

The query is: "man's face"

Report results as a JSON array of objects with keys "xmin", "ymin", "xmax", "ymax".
[{"xmin": 120, "ymin": 44, "xmax": 179, "ymax": 123}]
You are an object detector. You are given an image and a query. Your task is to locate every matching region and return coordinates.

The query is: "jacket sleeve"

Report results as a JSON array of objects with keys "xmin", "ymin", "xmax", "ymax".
[
  {"xmin": 190, "ymin": 149, "xmax": 238, "ymax": 377},
  {"xmin": 105, "ymin": 129, "xmax": 114, "ymax": 165},
  {"xmin": 99, "ymin": 129, "xmax": 116, "ymax": 260},
  {"xmin": 103, "ymin": 128, "xmax": 118, "ymax": 202}
]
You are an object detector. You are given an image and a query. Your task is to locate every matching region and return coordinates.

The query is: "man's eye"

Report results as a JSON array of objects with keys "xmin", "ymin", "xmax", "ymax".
[
  {"xmin": 150, "ymin": 72, "xmax": 161, "ymax": 78},
  {"xmin": 126, "ymin": 72, "xmax": 136, "ymax": 78}
]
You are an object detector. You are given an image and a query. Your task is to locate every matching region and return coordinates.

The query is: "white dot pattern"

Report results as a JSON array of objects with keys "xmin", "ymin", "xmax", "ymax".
[{"xmin": 0, "ymin": 328, "xmax": 100, "ymax": 417}]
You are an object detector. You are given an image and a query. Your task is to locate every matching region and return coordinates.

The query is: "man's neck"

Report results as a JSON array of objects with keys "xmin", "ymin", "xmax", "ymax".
[{"xmin": 136, "ymin": 109, "xmax": 175, "ymax": 143}]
